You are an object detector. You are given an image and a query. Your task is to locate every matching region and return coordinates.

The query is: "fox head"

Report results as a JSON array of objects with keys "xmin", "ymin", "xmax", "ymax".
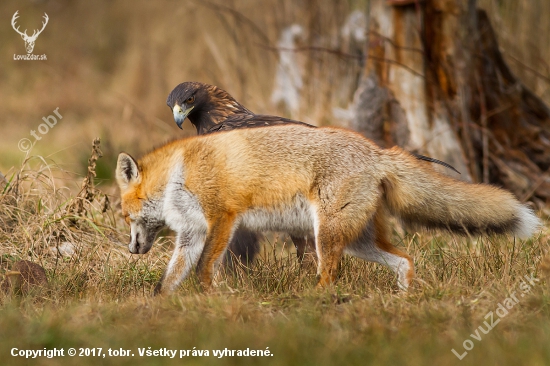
[{"xmin": 116, "ymin": 153, "xmax": 165, "ymax": 255}]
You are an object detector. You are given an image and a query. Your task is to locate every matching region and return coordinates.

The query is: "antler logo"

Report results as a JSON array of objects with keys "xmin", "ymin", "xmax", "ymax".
[{"xmin": 11, "ymin": 11, "xmax": 49, "ymax": 54}]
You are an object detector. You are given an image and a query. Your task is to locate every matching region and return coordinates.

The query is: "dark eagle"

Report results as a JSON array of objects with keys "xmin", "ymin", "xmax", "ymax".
[
  {"xmin": 166, "ymin": 81, "xmax": 459, "ymax": 173},
  {"xmin": 166, "ymin": 81, "xmax": 313, "ymax": 134}
]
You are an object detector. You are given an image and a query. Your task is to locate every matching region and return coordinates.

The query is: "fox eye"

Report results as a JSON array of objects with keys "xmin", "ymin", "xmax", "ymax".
[{"xmin": 186, "ymin": 96, "xmax": 195, "ymax": 104}]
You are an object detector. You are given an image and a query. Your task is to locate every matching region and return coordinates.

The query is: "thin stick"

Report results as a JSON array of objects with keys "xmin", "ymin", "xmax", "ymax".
[{"xmin": 475, "ymin": 72, "xmax": 489, "ymax": 183}]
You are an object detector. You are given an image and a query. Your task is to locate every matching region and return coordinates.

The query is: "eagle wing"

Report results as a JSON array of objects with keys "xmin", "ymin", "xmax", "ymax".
[{"xmin": 205, "ymin": 114, "xmax": 314, "ymax": 134}]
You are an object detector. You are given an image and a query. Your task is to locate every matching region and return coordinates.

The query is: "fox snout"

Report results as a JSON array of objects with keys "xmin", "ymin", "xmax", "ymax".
[{"xmin": 128, "ymin": 225, "xmax": 152, "ymax": 254}]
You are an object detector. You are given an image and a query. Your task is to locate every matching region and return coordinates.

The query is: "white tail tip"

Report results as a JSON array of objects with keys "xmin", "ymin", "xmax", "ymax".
[{"xmin": 515, "ymin": 205, "xmax": 542, "ymax": 239}]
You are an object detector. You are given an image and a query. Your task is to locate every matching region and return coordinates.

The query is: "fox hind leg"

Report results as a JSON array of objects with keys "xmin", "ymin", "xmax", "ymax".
[
  {"xmin": 345, "ymin": 212, "xmax": 414, "ymax": 291},
  {"xmin": 315, "ymin": 216, "xmax": 350, "ymax": 287},
  {"xmin": 313, "ymin": 186, "xmax": 379, "ymax": 287}
]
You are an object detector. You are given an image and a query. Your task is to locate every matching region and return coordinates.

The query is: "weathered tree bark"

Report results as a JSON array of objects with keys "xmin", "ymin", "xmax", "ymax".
[{"xmin": 352, "ymin": 0, "xmax": 550, "ymax": 208}]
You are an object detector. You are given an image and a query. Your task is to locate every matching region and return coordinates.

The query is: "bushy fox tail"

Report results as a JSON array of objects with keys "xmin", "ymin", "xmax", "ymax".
[{"xmin": 380, "ymin": 147, "xmax": 541, "ymax": 239}]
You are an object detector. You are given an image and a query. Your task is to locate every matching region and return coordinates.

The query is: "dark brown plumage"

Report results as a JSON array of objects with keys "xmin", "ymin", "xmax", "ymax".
[
  {"xmin": 207, "ymin": 114, "xmax": 314, "ymax": 133},
  {"xmin": 166, "ymin": 82, "xmax": 312, "ymax": 133}
]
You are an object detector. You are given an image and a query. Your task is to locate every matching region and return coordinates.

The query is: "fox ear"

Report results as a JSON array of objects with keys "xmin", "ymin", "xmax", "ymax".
[{"xmin": 116, "ymin": 152, "xmax": 140, "ymax": 190}]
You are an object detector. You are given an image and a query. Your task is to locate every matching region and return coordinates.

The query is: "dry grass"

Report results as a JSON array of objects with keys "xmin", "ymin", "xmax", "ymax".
[{"xmin": 0, "ymin": 145, "xmax": 549, "ymax": 366}]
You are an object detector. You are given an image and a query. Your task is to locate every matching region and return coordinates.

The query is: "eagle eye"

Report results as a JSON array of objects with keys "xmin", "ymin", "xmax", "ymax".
[{"xmin": 186, "ymin": 96, "xmax": 195, "ymax": 104}]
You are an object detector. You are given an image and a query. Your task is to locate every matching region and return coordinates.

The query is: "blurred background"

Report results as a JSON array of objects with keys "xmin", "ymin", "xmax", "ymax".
[{"xmin": 1, "ymin": 0, "xmax": 549, "ymax": 200}]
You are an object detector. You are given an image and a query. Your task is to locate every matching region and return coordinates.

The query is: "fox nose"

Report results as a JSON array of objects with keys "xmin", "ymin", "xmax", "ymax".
[{"xmin": 129, "ymin": 232, "xmax": 141, "ymax": 254}]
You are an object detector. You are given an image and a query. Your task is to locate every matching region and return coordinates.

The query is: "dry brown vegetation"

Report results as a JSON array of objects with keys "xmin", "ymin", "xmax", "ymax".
[{"xmin": 1, "ymin": 0, "xmax": 550, "ymax": 365}]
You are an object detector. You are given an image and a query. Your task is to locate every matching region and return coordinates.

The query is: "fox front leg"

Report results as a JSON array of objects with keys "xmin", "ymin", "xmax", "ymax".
[
  {"xmin": 154, "ymin": 232, "xmax": 205, "ymax": 295},
  {"xmin": 195, "ymin": 215, "xmax": 236, "ymax": 289}
]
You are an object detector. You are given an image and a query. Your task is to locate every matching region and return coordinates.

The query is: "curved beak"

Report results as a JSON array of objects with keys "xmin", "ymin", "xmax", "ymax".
[{"xmin": 173, "ymin": 104, "xmax": 195, "ymax": 129}]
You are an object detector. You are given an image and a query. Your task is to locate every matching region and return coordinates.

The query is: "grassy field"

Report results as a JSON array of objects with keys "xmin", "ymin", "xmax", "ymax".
[{"xmin": 0, "ymin": 150, "xmax": 549, "ymax": 366}]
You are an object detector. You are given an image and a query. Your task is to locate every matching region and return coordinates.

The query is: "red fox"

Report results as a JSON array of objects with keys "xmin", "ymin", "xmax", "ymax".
[{"xmin": 116, "ymin": 124, "xmax": 541, "ymax": 295}]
